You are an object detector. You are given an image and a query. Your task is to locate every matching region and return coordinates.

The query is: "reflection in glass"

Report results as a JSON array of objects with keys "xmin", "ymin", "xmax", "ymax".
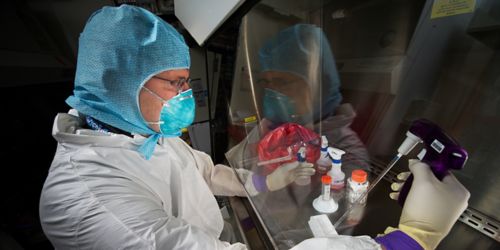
[
  {"xmin": 226, "ymin": 21, "xmax": 371, "ymax": 248},
  {"xmin": 225, "ymin": 0, "xmax": 500, "ymax": 248}
]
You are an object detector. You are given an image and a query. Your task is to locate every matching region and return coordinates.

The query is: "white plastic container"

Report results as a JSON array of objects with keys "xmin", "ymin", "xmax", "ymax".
[
  {"xmin": 347, "ymin": 169, "xmax": 369, "ymax": 204},
  {"xmin": 327, "ymin": 147, "xmax": 346, "ymax": 190},
  {"xmin": 316, "ymin": 136, "xmax": 331, "ymax": 174}
]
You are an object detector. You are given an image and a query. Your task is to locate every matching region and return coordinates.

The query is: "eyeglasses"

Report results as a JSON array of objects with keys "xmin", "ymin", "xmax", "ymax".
[{"xmin": 152, "ymin": 75, "xmax": 191, "ymax": 92}]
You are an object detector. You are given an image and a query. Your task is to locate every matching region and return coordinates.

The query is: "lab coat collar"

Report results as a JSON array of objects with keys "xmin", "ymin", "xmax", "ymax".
[{"xmin": 52, "ymin": 109, "xmax": 149, "ymax": 149}]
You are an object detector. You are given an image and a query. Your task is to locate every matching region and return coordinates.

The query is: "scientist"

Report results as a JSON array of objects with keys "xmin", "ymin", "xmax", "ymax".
[
  {"xmin": 39, "ymin": 5, "xmax": 313, "ymax": 249},
  {"xmin": 39, "ymin": 5, "xmax": 469, "ymax": 250}
]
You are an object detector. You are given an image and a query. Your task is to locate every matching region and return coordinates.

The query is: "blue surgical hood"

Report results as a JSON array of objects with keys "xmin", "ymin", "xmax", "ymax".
[{"xmin": 66, "ymin": 5, "xmax": 190, "ymax": 159}]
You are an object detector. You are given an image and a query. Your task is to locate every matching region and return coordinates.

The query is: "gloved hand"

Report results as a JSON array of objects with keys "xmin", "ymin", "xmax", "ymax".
[
  {"xmin": 387, "ymin": 159, "xmax": 470, "ymax": 250},
  {"xmin": 266, "ymin": 161, "xmax": 315, "ymax": 191}
]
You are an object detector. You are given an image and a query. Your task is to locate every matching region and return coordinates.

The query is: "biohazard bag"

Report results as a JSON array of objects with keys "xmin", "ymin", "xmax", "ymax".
[{"xmin": 257, "ymin": 123, "xmax": 320, "ymax": 174}]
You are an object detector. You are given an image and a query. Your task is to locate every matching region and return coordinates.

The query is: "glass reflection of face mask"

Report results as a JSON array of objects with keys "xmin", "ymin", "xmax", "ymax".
[
  {"xmin": 142, "ymin": 87, "xmax": 195, "ymax": 135},
  {"xmin": 263, "ymin": 88, "xmax": 298, "ymax": 124}
]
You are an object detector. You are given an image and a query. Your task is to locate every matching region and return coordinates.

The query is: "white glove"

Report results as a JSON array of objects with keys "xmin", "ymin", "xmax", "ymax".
[
  {"xmin": 266, "ymin": 161, "xmax": 315, "ymax": 191},
  {"xmin": 389, "ymin": 159, "xmax": 470, "ymax": 250}
]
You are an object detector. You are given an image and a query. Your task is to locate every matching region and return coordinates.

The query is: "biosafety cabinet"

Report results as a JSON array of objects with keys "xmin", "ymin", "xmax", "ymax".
[
  {"xmin": 1, "ymin": 0, "xmax": 499, "ymax": 249},
  {"xmin": 217, "ymin": 0, "xmax": 500, "ymax": 249}
]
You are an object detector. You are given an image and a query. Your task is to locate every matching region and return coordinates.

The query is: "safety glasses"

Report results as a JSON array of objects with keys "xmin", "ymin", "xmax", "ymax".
[{"xmin": 152, "ymin": 75, "xmax": 191, "ymax": 92}]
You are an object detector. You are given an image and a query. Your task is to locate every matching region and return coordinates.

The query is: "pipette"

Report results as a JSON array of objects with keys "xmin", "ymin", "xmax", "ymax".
[{"xmin": 334, "ymin": 119, "xmax": 468, "ymax": 228}]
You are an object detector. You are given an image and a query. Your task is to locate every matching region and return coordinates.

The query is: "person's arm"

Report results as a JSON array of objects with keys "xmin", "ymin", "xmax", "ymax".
[
  {"xmin": 191, "ymin": 148, "xmax": 250, "ymax": 197},
  {"xmin": 375, "ymin": 159, "xmax": 470, "ymax": 250},
  {"xmin": 191, "ymin": 148, "xmax": 315, "ymax": 197}
]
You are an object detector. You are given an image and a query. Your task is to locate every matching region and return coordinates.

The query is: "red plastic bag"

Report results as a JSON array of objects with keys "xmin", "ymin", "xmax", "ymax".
[{"xmin": 257, "ymin": 123, "xmax": 320, "ymax": 174}]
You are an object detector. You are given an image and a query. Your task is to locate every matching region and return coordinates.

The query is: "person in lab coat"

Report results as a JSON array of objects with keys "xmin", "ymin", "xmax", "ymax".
[
  {"xmin": 39, "ymin": 5, "xmax": 469, "ymax": 250},
  {"xmin": 39, "ymin": 5, "xmax": 314, "ymax": 249}
]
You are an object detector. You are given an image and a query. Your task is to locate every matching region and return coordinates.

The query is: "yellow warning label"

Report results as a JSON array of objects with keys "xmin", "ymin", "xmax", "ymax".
[
  {"xmin": 244, "ymin": 116, "xmax": 257, "ymax": 123},
  {"xmin": 431, "ymin": 0, "xmax": 476, "ymax": 19}
]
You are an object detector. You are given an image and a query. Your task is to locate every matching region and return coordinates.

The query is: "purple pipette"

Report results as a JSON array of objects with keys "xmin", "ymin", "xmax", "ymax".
[{"xmin": 398, "ymin": 119, "xmax": 468, "ymax": 206}]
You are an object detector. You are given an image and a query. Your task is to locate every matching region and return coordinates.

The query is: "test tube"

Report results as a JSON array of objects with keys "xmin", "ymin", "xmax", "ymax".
[
  {"xmin": 294, "ymin": 147, "xmax": 311, "ymax": 185},
  {"xmin": 321, "ymin": 175, "xmax": 332, "ymax": 201}
]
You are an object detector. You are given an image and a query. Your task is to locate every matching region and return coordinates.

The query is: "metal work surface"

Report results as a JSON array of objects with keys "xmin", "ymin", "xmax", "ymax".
[{"xmin": 230, "ymin": 174, "xmax": 499, "ymax": 249}]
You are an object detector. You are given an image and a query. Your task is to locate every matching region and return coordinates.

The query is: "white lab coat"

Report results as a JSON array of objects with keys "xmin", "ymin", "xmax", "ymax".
[{"xmin": 40, "ymin": 111, "xmax": 248, "ymax": 249}]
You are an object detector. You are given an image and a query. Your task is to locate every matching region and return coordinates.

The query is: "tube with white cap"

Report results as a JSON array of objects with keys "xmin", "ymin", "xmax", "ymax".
[{"xmin": 294, "ymin": 146, "xmax": 310, "ymax": 185}]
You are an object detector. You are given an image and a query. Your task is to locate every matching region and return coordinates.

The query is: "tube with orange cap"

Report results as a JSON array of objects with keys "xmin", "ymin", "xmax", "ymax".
[
  {"xmin": 321, "ymin": 175, "xmax": 332, "ymax": 201},
  {"xmin": 312, "ymin": 175, "xmax": 339, "ymax": 213}
]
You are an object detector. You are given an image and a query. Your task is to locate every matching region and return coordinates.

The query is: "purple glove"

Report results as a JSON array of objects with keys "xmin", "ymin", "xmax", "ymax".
[{"xmin": 375, "ymin": 230, "xmax": 423, "ymax": 250}]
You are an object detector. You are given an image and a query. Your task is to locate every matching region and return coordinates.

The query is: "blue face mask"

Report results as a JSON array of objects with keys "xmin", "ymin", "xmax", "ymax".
[
  {"xmin": 143, "ymin": 87, "xmax": 195, "ymax": 135},
  {"xmin": 263, "ymin": 88, "xmax": 298, "ymax": 124}
]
